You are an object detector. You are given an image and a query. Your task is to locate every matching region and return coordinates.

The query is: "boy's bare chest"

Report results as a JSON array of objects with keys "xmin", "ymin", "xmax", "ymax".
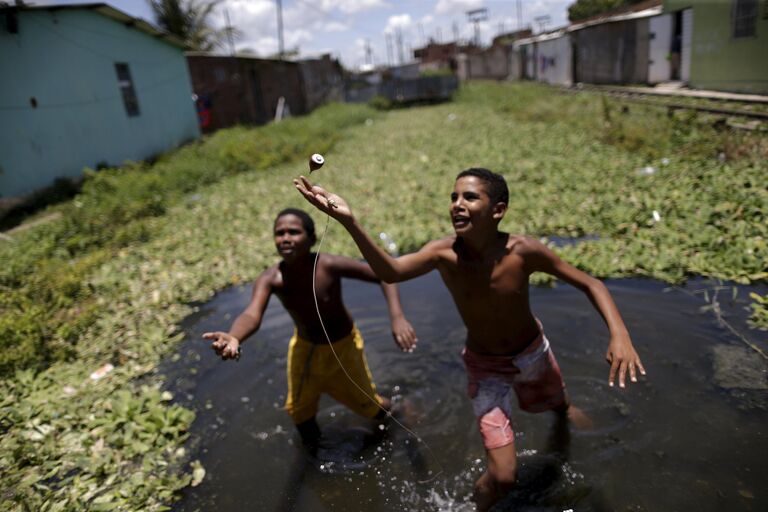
[
  {"xmin": 275, "ymin": 268, "xmax": 340, "ymax": 308},
  {"xmin": 439, "ymin": 254, "xmax": 528, "ymax": 299}
]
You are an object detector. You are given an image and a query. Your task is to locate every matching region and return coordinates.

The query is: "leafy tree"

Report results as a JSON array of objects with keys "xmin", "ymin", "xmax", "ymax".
[
  {"xmin": 567, "ymin": 0, "xmax": 646, "ymax": 22},
  {"xmin": 147, "ymin": 0, "xmax": 239, "ymax": 51}
]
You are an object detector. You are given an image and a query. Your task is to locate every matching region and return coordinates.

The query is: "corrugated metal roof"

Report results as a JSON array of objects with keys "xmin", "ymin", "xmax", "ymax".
[
  {"xmin": 514, "ymin": 3, "xmax": 664, "ymax": 48},
  {"xmin": 4, "ymin": 2, "xmax": 187, "ymax": 49},
  {"xmin": 568, "ymin": 5, "xmax": 663, "ymax": 32}
]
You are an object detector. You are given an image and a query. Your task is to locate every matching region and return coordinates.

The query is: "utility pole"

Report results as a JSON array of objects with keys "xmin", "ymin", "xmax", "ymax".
[
  {"xmin": 276, "ymin": 0, "xmax": 284, "ymax": 59},
  {"xmin": 534, "ymin": 15, "xmax": 551, "ymax": 33},
  {"xmin": 452, "ymin": 21, "xmax": 459, "ymax": 43},
  {"xmin": 395, "ymin": 27, "xmax": 404, "ymax": 65},
  {"xmin": 365, "ymin": 38, "xmax": 372, "ymax": 67},
  {"xmin": 224, "ymin": 8, "xmax": 235, "ymax": 56},
  {"xmin": 418, "ymin": 22, "xmax": 425, "ymax": 46},
  {"xmin": 466, "ymin": 8, "xmax": 488, "ymax": 46},
  {"xmin": 517, "ymin": 0, "xmax": 522, "ymax": 30},
  {"xmin": 385, "ymin": 32, "xmax": 394, "ymax": 66}
]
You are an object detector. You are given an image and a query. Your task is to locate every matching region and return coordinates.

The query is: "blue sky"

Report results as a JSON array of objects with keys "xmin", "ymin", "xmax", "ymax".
[{"xmin": 39, "ymin": 0, "xmax": 572, "ymax": 68}]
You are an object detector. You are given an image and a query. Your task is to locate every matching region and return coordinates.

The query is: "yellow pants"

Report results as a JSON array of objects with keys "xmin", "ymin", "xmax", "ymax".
[{"xmin": 284, "ymin": 326, "xmax": 383, "ymax": 424}]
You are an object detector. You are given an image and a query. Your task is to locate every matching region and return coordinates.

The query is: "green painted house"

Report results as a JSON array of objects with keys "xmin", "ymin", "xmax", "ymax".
[
  {"xmin": 0, "ymin": 3, "xmax": 200, "ymax": 198},
  {"xmin": 663, "ymin": 0, "xmax": 768, "ymax": 94}
]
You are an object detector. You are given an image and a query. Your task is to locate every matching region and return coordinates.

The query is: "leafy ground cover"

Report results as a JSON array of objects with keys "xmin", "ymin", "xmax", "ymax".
[{"xmin": 0, "ymin": 82, "xmax": 765, "ymax": 510}]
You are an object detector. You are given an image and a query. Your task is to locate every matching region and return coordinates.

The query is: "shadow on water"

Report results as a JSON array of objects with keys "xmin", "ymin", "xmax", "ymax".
[{"xmin": 159, "ymin": 272, "xmax": 768, "ymax": 512}]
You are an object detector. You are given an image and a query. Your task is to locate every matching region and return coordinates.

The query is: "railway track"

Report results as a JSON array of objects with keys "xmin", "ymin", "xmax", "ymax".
[{"xmin": 565, "ymin": 84, "xmax": 768, "ymax": 126}]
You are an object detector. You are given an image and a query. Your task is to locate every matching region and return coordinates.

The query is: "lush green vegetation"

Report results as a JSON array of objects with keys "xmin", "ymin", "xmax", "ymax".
[{"xmin": 0, "ymin": 82, "xmax": 764, "ymax": 510}]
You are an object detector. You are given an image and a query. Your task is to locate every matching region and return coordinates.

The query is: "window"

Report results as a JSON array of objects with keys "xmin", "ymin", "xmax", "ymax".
[
  {"xmin": 115, "ymin": 63, "xmax": 140, "ymax": 117},
  {"xmin": 732, "ymin": 0, "xmax": 758, "ymax": 38}
]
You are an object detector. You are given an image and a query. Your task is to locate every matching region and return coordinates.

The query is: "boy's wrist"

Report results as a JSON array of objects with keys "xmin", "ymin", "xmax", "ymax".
[{"xmin": 339, "ymin": 215, "xmax": 356, "ymax": 230}]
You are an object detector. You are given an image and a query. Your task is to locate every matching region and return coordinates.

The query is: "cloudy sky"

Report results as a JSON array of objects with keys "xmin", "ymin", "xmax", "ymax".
[{"xmin": 41, "ymin": 0, "xmax": 572, "ymax": 68}]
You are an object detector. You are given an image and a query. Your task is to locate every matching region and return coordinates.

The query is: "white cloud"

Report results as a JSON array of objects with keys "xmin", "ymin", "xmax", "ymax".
[
  {"xmin": 322, "ymin": 0, "xmax": 389, "ymax": 14},
  {"xmin": 320, "ymin": 20, "xmax": 350, "ymax": 32},
  {"xmin": 385, "ymin": 13, "xmax": 413, "ymax": 32},
  {"xmin": 434, "ymin": 0, "xmax": 484, "ymax": 16}
]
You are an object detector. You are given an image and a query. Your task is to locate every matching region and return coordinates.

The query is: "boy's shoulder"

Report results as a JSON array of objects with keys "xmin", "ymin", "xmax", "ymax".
[
  {"xmin": 258, "ymin": 262, "xmax": 283, "ymax": 286},
  {"xmin": 506, "ymin": 234, "xmax": 547, "ymax": 256},
  {"xmin": 426, "ymin": 234, "xmax": 458, "ymax": 250}
]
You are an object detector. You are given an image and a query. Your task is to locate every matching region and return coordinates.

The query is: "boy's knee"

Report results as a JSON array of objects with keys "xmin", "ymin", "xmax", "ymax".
[{"xmin": 489, "ymin": 465, "xmax": 517, "ymax": 490}]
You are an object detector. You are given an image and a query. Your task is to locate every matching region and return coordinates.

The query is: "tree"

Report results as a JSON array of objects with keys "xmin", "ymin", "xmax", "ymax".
[
  {"xmin": 567, "ymin": 0, "xmax": 646, "ymax": 22},
  {"xmin": 147, "ymin": 0, "xmax": 239, "ymax": 52}
]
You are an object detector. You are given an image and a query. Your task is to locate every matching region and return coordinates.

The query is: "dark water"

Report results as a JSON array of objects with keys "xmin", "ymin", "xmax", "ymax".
[{"xmin": 161, "ymin": 272, "xmax": 768, "ymax": 512}]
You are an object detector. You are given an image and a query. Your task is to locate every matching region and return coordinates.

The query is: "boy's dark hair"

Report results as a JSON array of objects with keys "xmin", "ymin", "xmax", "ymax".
[
  {"xmin": 456, "ymin": 168, "xmax": 509, "ymax": 206},
  {"xmin": 275, "ymin": 208, "xmax": 316, "ymax": 244}
]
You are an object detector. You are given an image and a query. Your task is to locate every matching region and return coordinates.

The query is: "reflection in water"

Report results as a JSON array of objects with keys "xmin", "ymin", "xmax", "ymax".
[{"xmin": 162, "ymin": 272, "xmax": 768, "ymax": 511}]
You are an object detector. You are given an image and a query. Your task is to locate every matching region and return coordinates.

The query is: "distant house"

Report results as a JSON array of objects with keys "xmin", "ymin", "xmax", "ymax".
[
  {"xmin": 0, "ymin": 2, "xmax": 200, "ymax": 199},
  {"xmin": 663, "ymin": 0, "xmax": 768, "ymax": 94},
  {"xmin": 185, "ymin": 54, "xmax": 307, "ymax": 134},
  {"xmin": 513, "ymin": 29, "xmax": 572, "ymax": 85},
  {"xmin": 457, "ymin": 29, "xmax": 532, "ymax": 81},
  {"xmin": 569, "ymin": 0, "xmax": 663, "ymax": 85},
  {"xmin": 413, "ymin": 40, "xmax": 461, "ymax": 73},
  {"xmin": 511, "ymin": 0, "xmax": 668, "ymax": 87},
  {"xmin": 298, "ymin": 54, "xmax": 344, "ymax": 112}
]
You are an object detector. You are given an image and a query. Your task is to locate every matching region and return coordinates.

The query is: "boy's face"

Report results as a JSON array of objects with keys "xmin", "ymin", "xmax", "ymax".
[
  {"xmin": 450, "ymin": 176, "xmax": 505, "ymax": 235},
  {"xmin": 274, "ymin": 214, "xmax": 313, "ymax": 262}
]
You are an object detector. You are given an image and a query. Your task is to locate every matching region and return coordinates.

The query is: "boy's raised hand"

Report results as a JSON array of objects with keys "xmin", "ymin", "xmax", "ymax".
[
  {"xmin": 293, "ymin": 176, "xmax": 352, "ymax": 223},
  {"xmin": 605, "ymin": 333, "xmax": 646, "ymax": 388},
  {"xmin": 203, "ymin": 331, "xmax": 241, "ymax": 361}
]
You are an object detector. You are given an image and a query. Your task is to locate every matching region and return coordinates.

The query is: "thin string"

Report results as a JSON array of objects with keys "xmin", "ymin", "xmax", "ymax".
[{"xmin": 311, "ymin": 213, "xmax": 443, "ymax": 484}]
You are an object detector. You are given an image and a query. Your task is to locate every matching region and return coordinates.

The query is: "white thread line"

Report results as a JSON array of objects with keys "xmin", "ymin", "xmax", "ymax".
[{"xmin": 311, "ymin": 213, "xmax": 443, "ymax": 483}]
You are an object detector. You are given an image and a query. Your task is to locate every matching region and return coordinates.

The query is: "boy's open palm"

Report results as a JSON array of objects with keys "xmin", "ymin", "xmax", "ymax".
[
  {"xmin": 203, "ymin": 331, "xmax": 241, "ymax": 361},
  {"xmin": 294, "ymin": 176, "xmax": 352, "ymax": 222}
]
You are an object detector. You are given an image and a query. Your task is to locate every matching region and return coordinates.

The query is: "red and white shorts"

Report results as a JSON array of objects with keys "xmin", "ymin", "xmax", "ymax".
[{"xmin": 462, "ymin": 328, "xmax": 567, "ymax": 450}]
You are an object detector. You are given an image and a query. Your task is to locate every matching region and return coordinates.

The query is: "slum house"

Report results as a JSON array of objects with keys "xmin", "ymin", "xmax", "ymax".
[
  {"xmin": 569, "ymin": 0, "xmax": 663, "ymax": 85},
  {"xmin": 458, "ymin": 29, "xmax": 532, "ymax": 81},
  {"xmin": 0, "ymin": 2, "xmax": 199, "ymax": 199},
  {"xmin": 186, "ymin": 54, "xmax": 306, "ymax": 134},
  {"xmin": 344, "ymin": 63, "xmax": 420, "ymax": 103},
  {"xmin": 513, "ymin": 29, "xmax": 572, "ymax": 86},
  {"xmin": 413, "ymin": 40, "xmax": 460, "ymax": 73},
  {"xmin": 298, "ymin": 54, "xmax": 344, "ymax": 112},
  {"xmin": 663, "ymin": 0, "xmax": 768, "ymax": 94}
]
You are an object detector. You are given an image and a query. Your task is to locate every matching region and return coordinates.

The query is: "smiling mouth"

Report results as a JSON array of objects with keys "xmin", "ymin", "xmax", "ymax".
[{"xmin": 452, "ymin": 216, "xmax": 469, "ymax": 228}]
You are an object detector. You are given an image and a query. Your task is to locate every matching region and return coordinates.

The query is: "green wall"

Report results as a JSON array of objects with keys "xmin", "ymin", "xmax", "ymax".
[
  {"xmin": 0, "ymin": 8, "xmax": 200, "ymax": 198},
  {"xmin": 664, "ymin": 0, "xmax": 768, "ymax": 94}
]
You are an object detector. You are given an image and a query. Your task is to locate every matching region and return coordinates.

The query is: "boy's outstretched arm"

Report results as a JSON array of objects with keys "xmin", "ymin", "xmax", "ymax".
[
  {"xmin": 294, "ymin": 176, "xmax": 439, "ymax": 283},
  {"xmin": 202, "ymin": 272, "xmax": 273, "ymax": 361},
  {"xmin": 328, "ymin": 254, "xmax": 419, "ymax": 352},
  {"xmin": 521, "ymin": 238, "xmax": 646, "ymax": 388}
]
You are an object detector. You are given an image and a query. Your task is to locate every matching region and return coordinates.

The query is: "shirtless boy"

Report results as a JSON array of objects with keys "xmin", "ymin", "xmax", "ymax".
[
  {"xmin": 203, "ymin": 208, "xmax": 417, "ymax": 451},
  {"xmin": 294, "ymin": 168, "xmax": 645, "ymax": 511}
]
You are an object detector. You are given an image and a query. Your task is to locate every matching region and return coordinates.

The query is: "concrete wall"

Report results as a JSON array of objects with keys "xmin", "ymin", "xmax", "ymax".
[
  {"xmin": 572, "ymin": 18, "xmax": 649, "ymax": 84},
  {"xmin": 186, "ymin": 56, "xmax": 306, "ymax": 133},
  {"xmin": 0, "ymin": 9, "xmax": 199, "ymax": 198},
  {"xmin": 458, "ymin": 45, "xmax": 509, "ymax": 80},
  {"xmin": 537, "ymin": 35, "xmax": 573, "ymax": 86},
  {"xmin": 298, "ymin": 55, "xmax": 343, "ymax": 112},
  {"xmin": 665, "ymin": 0, "xmax": 768, "ymax": 93}
]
